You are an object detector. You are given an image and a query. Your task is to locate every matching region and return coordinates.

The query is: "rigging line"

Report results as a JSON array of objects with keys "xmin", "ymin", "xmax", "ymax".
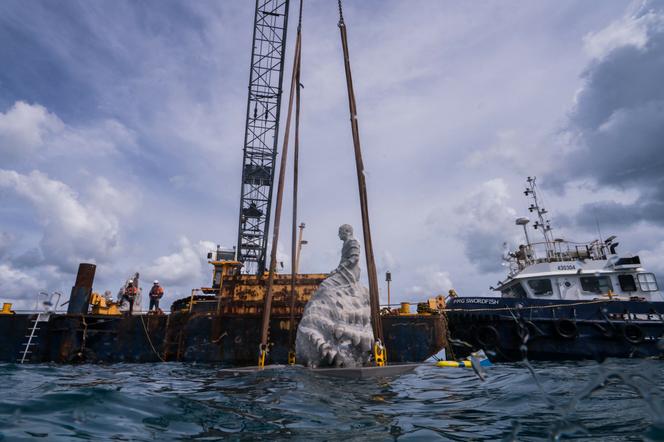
[
  {"xmin": 337, "ymin": 0, "xmax": 384, "ymax": 346},
  {"xmin": 337, "ymin": 0, "xmax": 344, "ymax": 25},
  {"xmin": 289, "ymin": 0, "xmax": 304, "ymax": 354},
  {"xmin": 298, "ymin": 0, "xmax": 303, "ymax": 30},
  {"xmin": 259, "ymin": 6, "xmax": 303, "ymax": 364},
  {"xmin": 140, "ymin": 314, "xmax": 165, "ymax": 362}
]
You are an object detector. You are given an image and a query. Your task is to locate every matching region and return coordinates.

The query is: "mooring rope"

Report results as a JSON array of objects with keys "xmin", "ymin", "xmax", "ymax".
[{"xmin": 140, "ymin": 314, "xmax": 165, "ymax": 362}]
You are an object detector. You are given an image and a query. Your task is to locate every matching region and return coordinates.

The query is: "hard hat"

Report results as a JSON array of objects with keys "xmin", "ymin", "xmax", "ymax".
[
  {"xmin": 128, "ymin": 279, "xmax": 134, "ymax": 284},
  {"xmin": 153, "ymin": 280, "xmax": 159, "ymax": 284}
]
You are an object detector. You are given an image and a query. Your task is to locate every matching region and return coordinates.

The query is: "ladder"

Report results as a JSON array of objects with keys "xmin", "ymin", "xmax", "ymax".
[{"xmin": 18, "ymin": 312, "xmax": 50, "ymax": 364}]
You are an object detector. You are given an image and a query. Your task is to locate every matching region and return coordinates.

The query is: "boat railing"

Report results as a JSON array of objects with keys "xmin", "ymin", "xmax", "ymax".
[
  {"xmin": 10, "ymin": 309, "xmax": 68, "ymax": 315},
  {"xmin": 508, "ymin": 239, "xmax": 610, "ymax": 274}
]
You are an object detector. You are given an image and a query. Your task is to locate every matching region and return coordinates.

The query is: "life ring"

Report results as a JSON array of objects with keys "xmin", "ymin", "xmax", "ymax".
[
  {"xmin": 554, "ymin": 319, "xmax": 577, "ymax": 339},
  {"xmin": 475, "ymin": 325, "xmax": 500, "ymax": 348},
  {"xmin": 622, "ymin": 324, "xmax": 645, "ymax": 345}
]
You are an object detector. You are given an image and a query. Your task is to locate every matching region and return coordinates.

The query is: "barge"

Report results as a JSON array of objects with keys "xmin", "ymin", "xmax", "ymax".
[{"xmin": 0, "ymin": 259, "xmax": 449, "ymax": 365}]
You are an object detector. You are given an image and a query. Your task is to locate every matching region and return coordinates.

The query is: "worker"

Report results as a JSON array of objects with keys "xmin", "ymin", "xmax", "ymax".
[
  {"xmin": 123, "ymin": 280, "xmax": 138, "ymax": 313},
  {"xmin": 149, "ymin": 280, "xmax": 164, "ymax": 312}
]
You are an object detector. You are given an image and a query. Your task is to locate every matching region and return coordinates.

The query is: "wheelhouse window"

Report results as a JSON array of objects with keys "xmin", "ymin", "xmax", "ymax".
[
  {"xmin": 637, "ymin": 273, "xmax": 659, "ymax": 292},
  {"xmin": 580, "ymin": 276, "xmax": 613, "ymax": 294},
  {"xmin": 527, "ymin": 279, "xmax": 553, "ymax": 296},
  {"xmin": 501, "ymin": 282, "xmax": 527, "ymax": 298},
  {"xmin": 618, "ymin": 274, "xmax": 637, "ymax": 292}
]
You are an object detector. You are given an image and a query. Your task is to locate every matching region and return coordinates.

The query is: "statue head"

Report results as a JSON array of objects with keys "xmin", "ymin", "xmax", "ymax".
[{"xmin": 338, "ymin": 224, "xmax": 353, "ymax": 241}]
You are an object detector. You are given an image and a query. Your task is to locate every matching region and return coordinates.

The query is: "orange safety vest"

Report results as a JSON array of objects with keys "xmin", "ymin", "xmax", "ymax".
[
  {"xmin": 125, "ymin": 286, "xmax": 138, "ymax": 298},
  {"xmin": 150, "ymin": 286, "xmax": 164, "ymax": 298}
]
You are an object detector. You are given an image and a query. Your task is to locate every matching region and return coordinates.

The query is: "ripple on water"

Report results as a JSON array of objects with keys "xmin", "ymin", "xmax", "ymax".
[{"xmin": 0, "ymin": 360, "xmax": 662, "ymax": 440}]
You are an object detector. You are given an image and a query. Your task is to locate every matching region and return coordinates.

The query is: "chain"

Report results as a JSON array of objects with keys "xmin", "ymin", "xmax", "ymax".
[
  {"xmin": 298, "ymin": 0, "xmax": 304, "ymax": 31},
  {"xmin": 337, "ymin": 0, "xmax": 344, "ymax": 26}
]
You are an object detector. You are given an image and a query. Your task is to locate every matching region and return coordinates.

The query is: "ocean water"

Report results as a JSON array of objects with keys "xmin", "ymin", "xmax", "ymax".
[{"xmin": 0, "ymin": 360, "xmax": 663, "ymax": 441}]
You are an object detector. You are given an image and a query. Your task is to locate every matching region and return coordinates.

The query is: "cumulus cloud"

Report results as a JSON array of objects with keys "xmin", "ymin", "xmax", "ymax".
[
  {"xmin": 0, "ymin": 101, "xmax": 62, "ymax": 157},
  {"xmin": 144, "ymin": 237, "xmax": 216, "ymax": 288},
  {"xmin": 556, "ymin": 1, "xmax": 664, "ymax": 228},
  {"xmin": 457, "ymin": 179, "xmax": 519, "ymax": 273},
  {"xmin": 637, "ymin": 240, "xmax": 664, "ymax": 279},
  {"xmin": 409, "ymin": 266, "xmax": 454, "ymax": 300},
  {"xmin": 0, "ymin": 101, "xmax": 135, "ymax": 166},
  {"xmin": 0, "ymin": 263, "xmax": 41, "ymax": 301},
  {"xmin": 0, "ymin": 169, "xmax": 126, "ymax": 271},
  {"xmin": 583, "ymin": 2, "xmax": 664, "ymax": 59}
]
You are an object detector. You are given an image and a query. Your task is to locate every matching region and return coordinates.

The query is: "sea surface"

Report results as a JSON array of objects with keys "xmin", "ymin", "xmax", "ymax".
[{"xmin": 1, "ymin": 360, "xmax": 663, "ymax": 441}]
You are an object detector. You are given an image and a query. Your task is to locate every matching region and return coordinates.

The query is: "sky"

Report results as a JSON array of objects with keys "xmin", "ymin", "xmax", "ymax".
[{"xmin": 1, "ymin": 0, "xmax": 664, "ymax": 310}]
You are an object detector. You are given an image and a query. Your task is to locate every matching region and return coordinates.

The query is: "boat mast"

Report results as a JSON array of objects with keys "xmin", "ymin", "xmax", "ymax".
[{"xmin": 524, "ymin": 176, "xmax": 554, "ymax": 258}]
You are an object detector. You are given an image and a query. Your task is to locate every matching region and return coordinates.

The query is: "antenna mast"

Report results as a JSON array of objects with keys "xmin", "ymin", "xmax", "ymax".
[{"xmin": 524, "ymin": 177, "xmax": 554, "ymax": 256}]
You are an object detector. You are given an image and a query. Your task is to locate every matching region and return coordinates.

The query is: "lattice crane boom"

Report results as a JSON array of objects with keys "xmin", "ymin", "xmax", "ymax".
[{"xmin": 236, "ymin": 0, "xmax": 291, "ymax": 274}]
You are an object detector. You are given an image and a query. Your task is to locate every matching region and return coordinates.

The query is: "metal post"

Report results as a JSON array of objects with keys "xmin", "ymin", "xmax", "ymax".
[
  {"xmin": 295, "ymin": 223, "xmax": 306, "ymax": 273},
  {"xmin": 259, "ymin": 11, "xmax": 303, "ymax": 367},
  {"xmin": 288, "ymin": 4, "xmax": 304, "ymax": 361},
  {"xmin": 386, "ymin": 271, "xmax": 392, "ymax": 307},
  {"xmin": 337, "ymin": 14, "xmax": 385, "ymax": 350}
]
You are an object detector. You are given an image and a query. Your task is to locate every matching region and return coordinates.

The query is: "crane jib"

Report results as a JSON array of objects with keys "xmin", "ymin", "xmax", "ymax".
[{"xmin": 236, "ymin": 0, "xmax": 291, "ymax": 275}]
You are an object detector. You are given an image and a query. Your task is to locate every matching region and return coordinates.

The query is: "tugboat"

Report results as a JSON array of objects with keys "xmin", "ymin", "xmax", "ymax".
[{"xmin": 447, "ymin": 177, "xmax": 664, "ymax": 361}]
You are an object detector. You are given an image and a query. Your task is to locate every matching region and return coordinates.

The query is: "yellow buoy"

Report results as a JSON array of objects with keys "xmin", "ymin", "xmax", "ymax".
[{"xmin": 435, "ymin": 360, "xmax": 472, "ymax": 368}]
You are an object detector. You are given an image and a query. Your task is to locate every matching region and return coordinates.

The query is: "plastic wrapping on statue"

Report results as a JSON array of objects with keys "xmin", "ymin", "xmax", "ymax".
[{"xmin": 296, "ymin": 224, "xmax": 374, "ymax": 368}]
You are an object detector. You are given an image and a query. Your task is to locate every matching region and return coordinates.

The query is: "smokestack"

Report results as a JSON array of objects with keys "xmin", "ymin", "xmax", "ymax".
[{"xmin": 67, "ymin": 263, "xmax": 96, "ymax": 314}]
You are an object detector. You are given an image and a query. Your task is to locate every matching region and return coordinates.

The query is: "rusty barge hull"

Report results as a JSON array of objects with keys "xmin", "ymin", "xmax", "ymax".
[
  {"xmin": 1, "ymin": 263, "xmax": 449, "ymax": 365},
  {"xmin": 0, "ymin": 312, "xmax": 447, "ymax": 364}
]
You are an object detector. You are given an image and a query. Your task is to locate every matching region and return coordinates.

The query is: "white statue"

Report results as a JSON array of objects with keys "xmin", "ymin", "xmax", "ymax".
[{"xmin": 296, "ymin": 224, "xmax": 374, "ymax": 367}]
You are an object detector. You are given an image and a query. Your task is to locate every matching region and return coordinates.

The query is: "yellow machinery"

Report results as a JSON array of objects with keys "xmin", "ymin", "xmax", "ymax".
[
  {"xmin": 90, "ymin": 292, "xmax": 122, "ymax": 315},
  {"xmin": 417, "ymin": 295, "xmax": 446, "ymax": 314},
  {"xmin": 0, "ymin": 303, "xmax": 15, "ymax": 315},
  {"xmin": 384, "ymin": 295, "xmax": 447, "ymax": 316},
  {"xmin": 199, "ymin": 259, "xmax": 327, "ymax": 317}
]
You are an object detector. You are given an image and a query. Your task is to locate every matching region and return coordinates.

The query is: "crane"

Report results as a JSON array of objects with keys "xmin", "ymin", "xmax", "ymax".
[{"xmin": 236, "ymin": 0, "xmax": 291, "ymax": 274}]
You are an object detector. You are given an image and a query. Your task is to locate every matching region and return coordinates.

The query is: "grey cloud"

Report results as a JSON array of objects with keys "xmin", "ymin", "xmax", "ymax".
[
  {"xmin": 461, "ymin": 230, "xmax": 509, "ymax": 273},
  {"xmin": 0, "ymin": 170, "xmax": 125, "ymax": 273},
  {"xmin": 556, "ymin": 3, "xmax": 664, "ymax": 226},
  {"xmin": 575, "ymin": 187, "xmax": 664, "ymax": 230},
  {"xmin": 0, "ymin": 232, "xmax": 12, "ymax": 258},
  {"xmin": 456, "ymin": 179, "xmax": 519, "ymax": 274},
  {"xmin": 9, "ymin": 247, "xmax": 44, "ymax": 269}
]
